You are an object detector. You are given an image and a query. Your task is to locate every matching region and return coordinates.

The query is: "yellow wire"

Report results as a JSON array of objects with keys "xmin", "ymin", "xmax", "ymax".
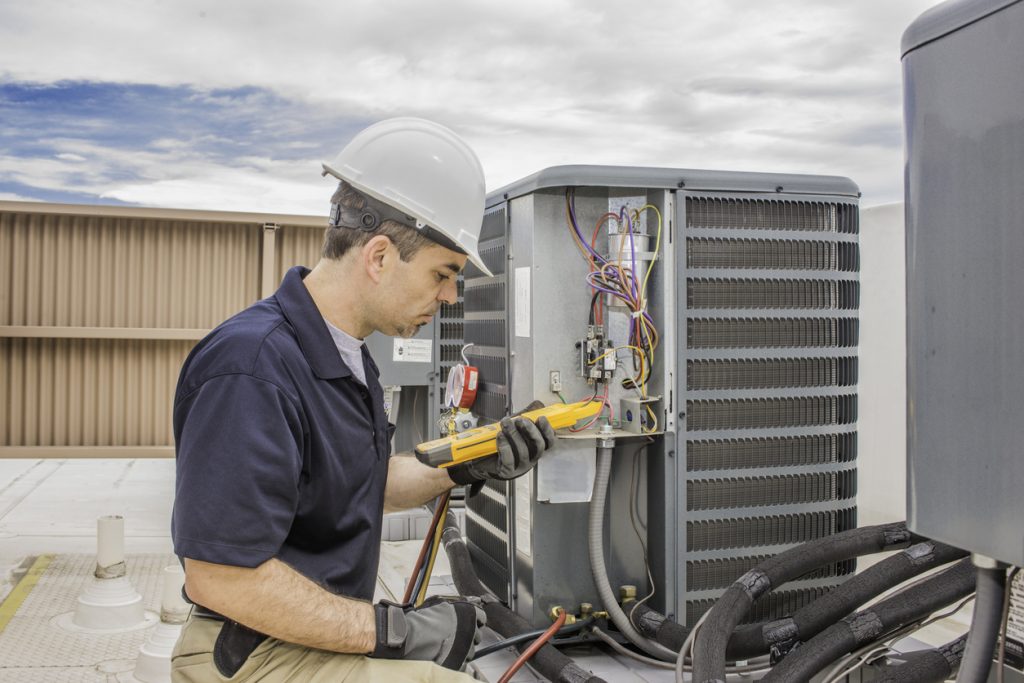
[
  {"xmin": 643, "ymin": 404, "xmax": 658, "ymax": 433},
  {"xmin": 415, "ymin": 497, "xmax": 449, "ymax": 606},
  {"xmin": 635, "ymin": 204, "xmax": 663, "ymax": 310}
]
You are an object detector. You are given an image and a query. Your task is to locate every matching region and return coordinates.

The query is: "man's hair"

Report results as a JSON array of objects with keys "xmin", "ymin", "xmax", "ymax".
[{"xmin": 321, "ymin": 182, "xmax": 436, "ymax": 261}]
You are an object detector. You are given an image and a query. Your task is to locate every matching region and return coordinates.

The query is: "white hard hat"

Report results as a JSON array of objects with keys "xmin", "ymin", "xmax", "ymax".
[{"xmin": 322, "ymin": 117, "xmax": 493, "ymax": 277}]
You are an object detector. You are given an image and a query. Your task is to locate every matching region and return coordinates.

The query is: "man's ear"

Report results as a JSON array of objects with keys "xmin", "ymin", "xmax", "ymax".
[{"xmin": 362, "ymin": 235, "xmax": 392, "ymax": 284}]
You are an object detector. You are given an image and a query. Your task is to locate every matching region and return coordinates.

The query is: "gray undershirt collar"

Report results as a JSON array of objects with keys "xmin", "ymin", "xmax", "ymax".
[{"xmin": 323, "ymin": 318, "xmax": 367, "ymax": 387}]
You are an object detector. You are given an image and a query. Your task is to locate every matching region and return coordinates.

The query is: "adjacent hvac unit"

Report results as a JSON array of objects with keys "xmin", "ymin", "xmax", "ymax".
[
  {"xmin": 460, "ymin": 204, "xmax": 515, "ymax": 601},
  {"xmin": 903, "ymin": 0, "xmax": 1024, "ymax": 567},
  {"xmin": 461, "ymin": 166, "xmax": 860, "ymax": 627}
]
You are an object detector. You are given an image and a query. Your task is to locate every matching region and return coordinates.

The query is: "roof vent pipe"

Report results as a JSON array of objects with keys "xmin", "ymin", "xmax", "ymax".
[
  {"xmin": 131, "ymin": 565, "xmax": 188, "ymax": 683},
  {"xmin": 68, "ymin": 516, "xmax": 149, "ymax": 631}
]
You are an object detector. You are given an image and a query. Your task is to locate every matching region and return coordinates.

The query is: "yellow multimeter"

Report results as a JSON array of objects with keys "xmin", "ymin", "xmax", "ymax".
[{"xmin": 414, "ymin": 400, "xmax": 602, "ymax": 468}]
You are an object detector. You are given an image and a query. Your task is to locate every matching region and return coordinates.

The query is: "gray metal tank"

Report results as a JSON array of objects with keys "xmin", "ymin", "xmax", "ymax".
[{"xmin": 903, "ymin": 0, "xmax": 1024, "ymax": 566}]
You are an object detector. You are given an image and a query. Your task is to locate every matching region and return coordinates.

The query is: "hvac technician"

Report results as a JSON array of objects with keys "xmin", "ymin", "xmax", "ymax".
[{"xmin": 170, "ymin": 118, "xmax": 555, "ymax": 682}]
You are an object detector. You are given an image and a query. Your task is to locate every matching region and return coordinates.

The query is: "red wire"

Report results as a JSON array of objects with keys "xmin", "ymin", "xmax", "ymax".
[
  {"xmin": 497, "ymin": 608, "xmax": 567, "ymax": 683},
  {"xmin": 590, "ymin": 213, "xmax": 618, "ymax": 326},
  {"xmin": 402, "ymin": 491, "xmax": 449, "ymax": 604}
]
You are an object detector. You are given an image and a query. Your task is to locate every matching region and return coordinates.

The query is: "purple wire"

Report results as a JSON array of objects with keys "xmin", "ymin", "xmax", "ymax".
[
  {"xmin": 577, "ymin": 199, "xmax": 655, "ymax": 360},
  {"xmin": 567, "ymin": 189, "xmax": 606, "ymax": 265},
  {"xmin": 624, "ymin": 209, "xmax": 639, "ymax": 302}
]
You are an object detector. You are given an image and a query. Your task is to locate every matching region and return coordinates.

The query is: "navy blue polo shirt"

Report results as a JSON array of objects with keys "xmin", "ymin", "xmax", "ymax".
[{"xmin": 171, "ymin": 266, "xmax": 393, "ymax": 601}]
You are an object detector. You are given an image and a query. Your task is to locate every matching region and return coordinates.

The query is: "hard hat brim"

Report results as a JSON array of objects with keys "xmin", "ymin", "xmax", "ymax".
[{"xmin": 323, "ymin": 160, "xmax": 494, "ymax": 277}]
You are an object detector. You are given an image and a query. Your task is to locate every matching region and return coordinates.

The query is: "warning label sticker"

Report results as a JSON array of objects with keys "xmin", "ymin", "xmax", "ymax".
[{"xmin": 393, "ymin": 338, "xmax": 432, "ymax": 363}]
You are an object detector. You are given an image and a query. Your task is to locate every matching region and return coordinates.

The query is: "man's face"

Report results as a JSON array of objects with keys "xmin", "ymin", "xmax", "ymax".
[{"xmin": 377, "ymin": 242, "xmax": 467, "ymax": 338}]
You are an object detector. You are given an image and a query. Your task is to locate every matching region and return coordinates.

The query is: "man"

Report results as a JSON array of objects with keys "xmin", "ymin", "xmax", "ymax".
[{"xmin": 170, "ymin": 118, "xmax": 555, "ymax": 682}]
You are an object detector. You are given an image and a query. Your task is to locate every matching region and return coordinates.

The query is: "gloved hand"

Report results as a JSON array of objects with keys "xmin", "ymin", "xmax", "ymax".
[
  {"xmin": 448, "ymin": 401, "xmax": 556, "ymax": 485},
  {"xmin": 371, "ymin": 596, "xmax": 486, "ymax": 670}
]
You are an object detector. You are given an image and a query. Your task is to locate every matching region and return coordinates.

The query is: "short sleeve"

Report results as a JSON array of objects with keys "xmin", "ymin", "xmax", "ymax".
[{"xmin": 172, "ymin": 374, "xmax": 305, "ymax": 568}]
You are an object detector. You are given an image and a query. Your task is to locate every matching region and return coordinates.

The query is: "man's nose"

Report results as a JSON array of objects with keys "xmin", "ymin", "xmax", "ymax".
[{"xmin": 438, "ymin": 278, "xmax": 458, "ymax": 305}]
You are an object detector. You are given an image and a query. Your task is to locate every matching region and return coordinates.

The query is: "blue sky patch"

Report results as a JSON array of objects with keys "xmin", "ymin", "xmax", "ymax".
[{"xmin": 0, "ymin": 81, "xmax": 372, "ymax": 205}]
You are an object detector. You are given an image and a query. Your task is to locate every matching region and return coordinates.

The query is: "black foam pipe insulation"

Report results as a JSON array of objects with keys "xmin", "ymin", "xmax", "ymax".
[
  {"xmin": 691, "ymin": 521, "xmax": 918, "ymax": 683},
  {"xmin": 760, "ymin": 558, "xmax": 975, "ymax": 683},
  {"xmin": 872, "ymin": 634, "xmax": 967, "ymax": 683},
  {"xmin": 630, "ymin": 539, "xmax": 966, "ymax": 660},
  {"xmin": 726, "ymin": 540, "xmax": 968, "ymax": 659}
]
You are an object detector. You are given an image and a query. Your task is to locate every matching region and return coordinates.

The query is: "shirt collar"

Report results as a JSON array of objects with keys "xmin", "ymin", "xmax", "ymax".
[{"xmin": 274, "ymin": 266, "xmax": 353, "ymax": 380}]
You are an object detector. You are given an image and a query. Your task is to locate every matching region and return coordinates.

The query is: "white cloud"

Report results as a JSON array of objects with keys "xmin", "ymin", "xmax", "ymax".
[
  {"xmin": 0, "ymin": 0, "xmax": 942, "ymax": 209},
  {"xmin": 0, "ymin": 191, "xmax": 41, "ymax": 202}
]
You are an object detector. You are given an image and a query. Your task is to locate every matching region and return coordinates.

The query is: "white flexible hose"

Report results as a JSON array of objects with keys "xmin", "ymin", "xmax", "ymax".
[{"xmin": 589, "ymin": 442, "xmax": 677, "ymax": 661}]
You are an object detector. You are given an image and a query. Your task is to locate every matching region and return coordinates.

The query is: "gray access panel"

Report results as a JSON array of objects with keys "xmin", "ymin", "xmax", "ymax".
[
  {"xmin": 903, "ymin": 0, "xmax": 1024, "ymax": 566},
  {"xmin": 364, "ymin": 324, "xmax": 436, "ymax": 387}
]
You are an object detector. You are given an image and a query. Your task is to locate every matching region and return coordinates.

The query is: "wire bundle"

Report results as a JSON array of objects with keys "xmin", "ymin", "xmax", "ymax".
[
  {"xmin": 565, "ymin": 189, "xmax": 662, "ymax": 432},
  {"xmin": 402, "ymin": 491, "xmax": 451, "ymax": 606}
]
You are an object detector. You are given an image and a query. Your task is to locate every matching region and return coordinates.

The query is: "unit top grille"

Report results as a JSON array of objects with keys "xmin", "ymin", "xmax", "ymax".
[{"xmin": 686, "ymin": 197, "xmax": 858, "ymax": 234}]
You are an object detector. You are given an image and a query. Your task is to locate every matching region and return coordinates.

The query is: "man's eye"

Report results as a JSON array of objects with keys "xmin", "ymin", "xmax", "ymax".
[{"xmin": 436, "ymin": 273, "xmax": 449, "ymax": 282}]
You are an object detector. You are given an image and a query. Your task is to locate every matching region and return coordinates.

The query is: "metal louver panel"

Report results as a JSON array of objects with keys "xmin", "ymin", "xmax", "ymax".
[
  {"xmin": 686, "ymin": 197, "xmax": 858, "ymax": 233},
  {"xmin": 687, "ymin": 395, "xmax": 857, "ymax": 431},
  {"xmin": 687, "ymin": 357, "xmax": 858, "ymax": 390},
  {"xmin": 687, "ymin": 433, "xmax": 857, "ymax": 471},
  {"xmin": 688, "ymin": 279, "xmax": 859, "ymax": 310},
  {"xmin": 688, "ymin": 318, "xmax": 858, "ymax": 349},
  {"xmin": 463, "ymin": 205, "xmax": 512, "ymax": 601},
  {"xmin": 686, "ymin": 470, "xmax": 857, "ymax": 511},
  {"xmin": 681, "ymin": 194, "xmax": 858, "ymax": 625},
  {"xmin": 687, "ymin": 238, "xmax": 859, "ymax": 271},
  {"xmin": 687, "ymin": 508, "xmax": 858, "ymax": 551}
]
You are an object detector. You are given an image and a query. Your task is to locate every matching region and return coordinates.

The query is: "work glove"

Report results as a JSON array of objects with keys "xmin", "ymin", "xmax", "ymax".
[
  {"xmin": 447, "ymin": 401, "xmax": 556, "ymax": 485},
  {"xmin": 371, "ymin": 595, "xmax": 486, "ymax": 670}
]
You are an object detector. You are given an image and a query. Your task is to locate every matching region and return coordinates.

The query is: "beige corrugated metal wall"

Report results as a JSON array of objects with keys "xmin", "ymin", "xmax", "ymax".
[{"xmin": 0, "ymin": 202, "xmax": 326, "ymax": 458}]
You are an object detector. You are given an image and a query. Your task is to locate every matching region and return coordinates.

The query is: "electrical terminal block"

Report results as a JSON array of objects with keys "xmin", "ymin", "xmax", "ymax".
[{"xmin": 576, "ymin": 326, "xmax": 615, "ymax": 384}]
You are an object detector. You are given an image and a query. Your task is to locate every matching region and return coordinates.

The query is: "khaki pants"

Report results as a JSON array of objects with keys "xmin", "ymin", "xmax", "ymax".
[{"xmin": 171, "ymin": 615, "xmax": 477, "ymax": 682}]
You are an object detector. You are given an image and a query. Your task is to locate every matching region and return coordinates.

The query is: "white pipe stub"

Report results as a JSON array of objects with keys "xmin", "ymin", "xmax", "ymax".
[
  {"xmin": 96, "ymin": 515, "xmax": 127, "ymax": 578},
  {"xmin": 127, "ymin": 565, "xmax": 188, "ymax": 683},
  {"xmin": 159, "ymin": 564, "xmax": 189, "ymax": 624},
  {"xmin": 58, "ymin": 515, "xmax": 156, "ymax": 633},
  {"xmin": 129, "ymin": 620, "xmax": 183, "ymax": 683}
]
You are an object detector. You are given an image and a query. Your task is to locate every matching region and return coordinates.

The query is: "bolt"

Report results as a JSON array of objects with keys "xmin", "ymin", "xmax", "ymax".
[
  {"xmin": 580, "ymin": 602, "xmax": 593, "ymax": 616},
  {"xmin": 619, "ymin": 585, "xmax": 637, "ymax": 603}
]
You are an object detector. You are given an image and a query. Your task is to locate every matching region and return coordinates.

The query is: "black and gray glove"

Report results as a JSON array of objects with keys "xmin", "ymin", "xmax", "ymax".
[
  {"xmin": 448, "ymin": 401, "xmax": 556, "ymax": 485},
  {"xmin": 371, "ymin": 596, "xmax": 486, "ymax": 670}
]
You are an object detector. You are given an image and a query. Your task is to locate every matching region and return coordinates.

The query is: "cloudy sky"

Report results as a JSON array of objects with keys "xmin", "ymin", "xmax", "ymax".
[{"xmin": 0, "ymin": 0, "xmax": 939, "ymax": 215}]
